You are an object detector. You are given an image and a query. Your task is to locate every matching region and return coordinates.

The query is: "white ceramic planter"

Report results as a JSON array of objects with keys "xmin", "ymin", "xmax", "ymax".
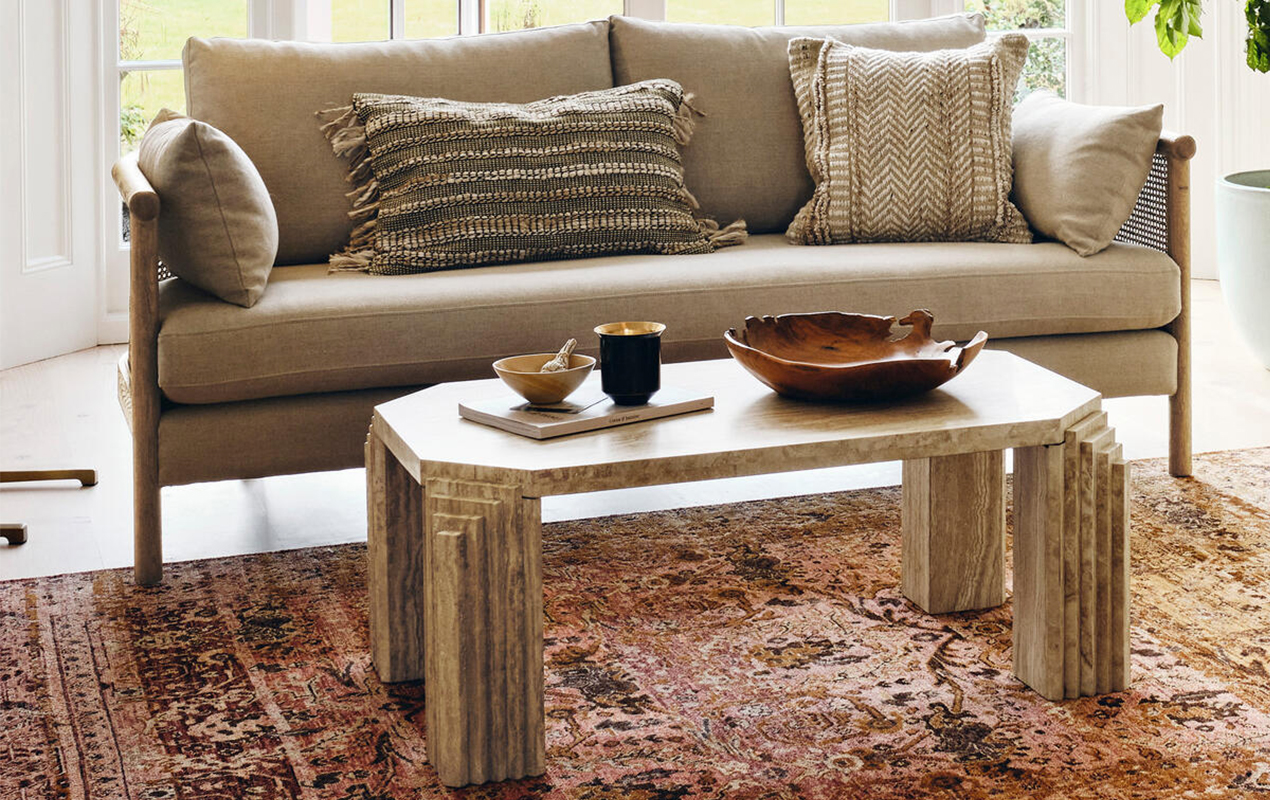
[{"xmin": 1216, "ymin": 170, "xmax": 1270, "ymax": 369}]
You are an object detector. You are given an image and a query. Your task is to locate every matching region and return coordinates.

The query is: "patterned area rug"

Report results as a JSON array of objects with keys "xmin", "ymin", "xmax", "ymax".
[{"xmin": 3, "ymin": 449, "xmax": 1269, "ymax": 799}]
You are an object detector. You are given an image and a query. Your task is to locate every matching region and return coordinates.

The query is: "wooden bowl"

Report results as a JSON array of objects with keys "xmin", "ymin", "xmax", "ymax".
[
  {"xmin": 723, "ymin": 310, "xmax": 987, "ymax": 402},
  {"xmin": 493, "ymin": 353, "xmax": 596, "ymax": 405}
]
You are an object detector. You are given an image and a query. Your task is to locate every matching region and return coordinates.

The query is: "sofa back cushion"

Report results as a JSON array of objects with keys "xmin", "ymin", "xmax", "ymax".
[
  {"xmin": 183, "ymin": 21, "xmax": 614, "ymax": 265},
  {"xmin": 608, "ymin": 14, "xmax": 986, "ymax": 234}
]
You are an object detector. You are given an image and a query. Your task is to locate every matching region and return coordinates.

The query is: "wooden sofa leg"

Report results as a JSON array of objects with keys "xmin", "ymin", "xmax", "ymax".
[
  {"xmin": 1169, "ymin": 383, "xmax": 1192, "ymax": 478},
  {"xmin": 1168, "ymin": 250, "xmax": 1192, "ymax": 478},
  {"xmin": 1168, "ymin": 267, "xmax": 1192, "ymax": 477},
  {"xmin": 133, "ymin": 428, "xmax": 163, "ymax": 584}
]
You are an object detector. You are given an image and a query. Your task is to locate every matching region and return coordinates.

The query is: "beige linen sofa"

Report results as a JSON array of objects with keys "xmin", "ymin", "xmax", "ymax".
[{"xmin": 112, "ymin": 14, "xmax": 1195, "ymax": 584}]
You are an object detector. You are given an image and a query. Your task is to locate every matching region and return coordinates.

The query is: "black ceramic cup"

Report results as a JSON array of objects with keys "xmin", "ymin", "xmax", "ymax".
[{"xmin": 594, "ymin": 321, "xmax": 666, "ymax": 405}]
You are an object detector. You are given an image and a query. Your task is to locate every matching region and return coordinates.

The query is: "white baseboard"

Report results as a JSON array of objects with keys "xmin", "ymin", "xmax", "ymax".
[{"xmin": 98, "ymin": 312, "xmax": 128, "ymax": 345}]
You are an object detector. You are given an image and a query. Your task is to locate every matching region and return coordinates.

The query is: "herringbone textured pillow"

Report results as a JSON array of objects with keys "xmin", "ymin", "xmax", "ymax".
[
  {"xmin": 787, "ymin": 35, "xmax": 1032, "ymax": 246},
  {"xmin": 318, "ymin": 80, "xmax": 745, "ymax": 275}
]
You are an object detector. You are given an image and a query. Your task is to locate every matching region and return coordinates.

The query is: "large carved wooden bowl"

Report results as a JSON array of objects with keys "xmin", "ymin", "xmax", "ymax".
[{"xmin": 723, "ymin": 310, "xmax": 988, "ymax": 402}]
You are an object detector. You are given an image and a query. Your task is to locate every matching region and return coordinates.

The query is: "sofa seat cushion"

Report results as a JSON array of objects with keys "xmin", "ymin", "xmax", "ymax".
[{"xmin": 156, "ymin": 235, "xmax": 1181, "ymax": 404}]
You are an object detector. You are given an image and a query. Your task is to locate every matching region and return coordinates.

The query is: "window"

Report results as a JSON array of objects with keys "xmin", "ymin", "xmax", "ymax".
[
  {"xmin": 324, "ymin": 0, "xmax": 392, "ymax": 40},
  {"xmin": 667, "ymin": 1, "xmax": 774, "ymax": 26},
  {"xmin": 665, "ymin": 1, "xmax": 890, "ymax": 26},
  {"xmin": 118, "ymin": 0, "xmax": 248, "ymax": 154},
  {"xmin": 314, "ymin": 0, "xmax": 622, "ymax": 39},
  {"xmin": 781, "ymin": 0, "xmax": 889, "ymax": 26},
  {"xmin": 116, "ymin": 1, "xmax": 250, "ymax": 243},
  {"xmin": 963, "ymin": 0, "xmax": 1069, "ymax": 97},
  {"xmin": 404, "ymin": 0, "xmax": 460, "ymax": 37},
  {"xmin": 485, "ymin": 1, "xmax": 623, "ymax": 32}
]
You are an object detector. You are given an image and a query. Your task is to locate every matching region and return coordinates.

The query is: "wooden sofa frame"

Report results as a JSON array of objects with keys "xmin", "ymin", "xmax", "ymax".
[{"xmin": 112, "ymin": 132, "xmax": 1196, "ymax": 585}]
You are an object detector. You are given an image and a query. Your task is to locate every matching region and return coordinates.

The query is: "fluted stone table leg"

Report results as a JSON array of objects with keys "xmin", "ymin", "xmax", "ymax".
[
  {"xmin": 423, "ymin": 477, "xmax": 545, "ymax": 788},
  {"xmin": 1014, "ymin": 411, "xmax": 1131, "ymax": 700}
]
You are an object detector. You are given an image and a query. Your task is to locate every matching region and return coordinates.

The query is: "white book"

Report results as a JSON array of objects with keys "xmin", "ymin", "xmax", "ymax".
[{"xmin": 458, "ymin": 387, "xmax": 715, "ymax": 439}]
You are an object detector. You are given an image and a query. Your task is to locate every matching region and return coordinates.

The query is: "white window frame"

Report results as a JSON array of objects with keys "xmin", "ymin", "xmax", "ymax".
[
  {"xmin": 953, "ymin": 0, "xmax": 1084, "ymax": 102},
  {"xmin": 289, "ymin": 1, "xmax": 916, "ymax": 38}
]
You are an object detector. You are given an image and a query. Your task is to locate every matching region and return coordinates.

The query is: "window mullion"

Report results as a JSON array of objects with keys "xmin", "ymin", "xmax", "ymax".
[
  {"xmin": 458, "ymin": 0, "xmax": 481, "ymax": 34},
  {"xmin": 390, "ymin": 0, "xmax": 406, "ymax": 38},
  {"xmin": 624, "ymin": 0, "xmax": 666, "ymax": 21},
  {"xmin": 118, "ymin": 59, "xmax": 183, "ymax": 71}
]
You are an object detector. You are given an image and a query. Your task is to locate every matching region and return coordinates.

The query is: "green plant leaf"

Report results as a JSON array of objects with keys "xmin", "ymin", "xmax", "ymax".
[
  {"xmin": 1126, "ymin": 0, "xmax": 1156, "ymax": 24},
  {"xmin": 1185, "ymin": 0, "xmax": 1204, "ymax": 36},
  {"xmin": 1127, "ymin": 0, "xmax": 1270, "ymax": 68},
  {"xmin": 1155, "ymin": 3, "xmax": 1186, "ymax": 56},
  {"xmin": 1249, "ymin": 0, "xmax": 1270, "ymax": 72},
  {"xmin": 1187, "ymin": 10, "xmax": 1204, "ymax": 34},
  {"xmin": 1142, "ymin": 0, "xmax": 1202, "ymax": 59}
]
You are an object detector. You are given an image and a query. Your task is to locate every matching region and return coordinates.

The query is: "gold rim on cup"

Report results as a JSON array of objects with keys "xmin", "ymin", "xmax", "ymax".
[{"xmin": 593, "ymin": 321, "xmax": 667, "ymax": 337}]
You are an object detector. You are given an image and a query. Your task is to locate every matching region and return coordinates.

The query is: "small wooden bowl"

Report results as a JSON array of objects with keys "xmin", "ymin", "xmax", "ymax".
[
  {"xmin": 723, "ymin": 310, "xmax": 987, "ymax": 402},
  {"xmin": 493, "ymin": 353, "xmax": 596, "ymax": 405}
]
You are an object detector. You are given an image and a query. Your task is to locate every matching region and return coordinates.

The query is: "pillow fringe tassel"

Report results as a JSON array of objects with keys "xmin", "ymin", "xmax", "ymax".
[
  {"xmin": 672, "ymin": 94, "xmax": 747, "ymax": 249},
  {"xmin": 700, "ymin": 218, "xmax": 749, "ymax": 249},
  {"xmin": 673, "ymin": 93, "xmax": 704, "ymax": 147},
  {"xmin": 317, "ymin": 105, "xmax": 377, "ymax": 273}
]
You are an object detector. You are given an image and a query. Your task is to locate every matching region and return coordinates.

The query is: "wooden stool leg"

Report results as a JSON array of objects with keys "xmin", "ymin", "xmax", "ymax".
[
  {"xmin": 424, "ymin": 477, "xmax": 544, "ymax": 788},
  {"xmin": 902, "ymin": 450, "xmax": 1006, "ymax": 614},
  {"xmin": 0, "ymin": 469, "xmax": 97, "ymax": 486},
  {"xmin": 366, "ymin": 430, "xmax": 427, "ymax": 683},
  {"xmin": 2, "ymin": 524, "xmax": 28, "ymax": 545},
  {"xmin": 1, "ymin": 470, "xmax": 97, "ymax": 547}
]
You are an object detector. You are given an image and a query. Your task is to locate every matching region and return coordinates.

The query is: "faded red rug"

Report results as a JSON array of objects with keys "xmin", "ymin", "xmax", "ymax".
[{"xmin": 3, "ymin": 449, "xmax": 1269, "ymax": 799}]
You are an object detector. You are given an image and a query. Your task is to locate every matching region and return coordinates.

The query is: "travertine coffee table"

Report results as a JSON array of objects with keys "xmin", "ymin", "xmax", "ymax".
[{"xmin": 366, "ymin": 352, "xmax": 1130, "ymax": 787}]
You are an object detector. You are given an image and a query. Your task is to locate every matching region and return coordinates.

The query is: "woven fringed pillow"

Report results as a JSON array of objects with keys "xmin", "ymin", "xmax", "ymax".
[
  {"xmin": 318, "ymin": 79, "xmax": 746, "ymax": 275},
  {"xmin": 786, "ymin": 35, "xmax": 1032, "ymax": 246}
]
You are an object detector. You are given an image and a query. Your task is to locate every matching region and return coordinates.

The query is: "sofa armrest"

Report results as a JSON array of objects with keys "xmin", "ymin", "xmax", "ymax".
[
  {"xmin": 112, "ymin": 151, "xmax": 165, "ymax": 582},
  {"xmin": 1114, "ymin": 130, "xmax": 1194, "ymax": 476},
  {"xmin": 110, "ymin": 152, "xmax": 161, "ymax": 405},
  {"xmin": 1155, "ymin": 130, "xmax": 1197, "ymax": 162},
  {"xmin": 1115, "ymin": 131, "xmax": 1194, "ymax": 260},
  {"xmin": 112, "ymin": 151, "xmax": 159, "ymax": 221}
]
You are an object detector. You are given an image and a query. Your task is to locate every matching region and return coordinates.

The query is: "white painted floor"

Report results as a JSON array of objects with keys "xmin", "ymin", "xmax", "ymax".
[{"xmin": 3, "ymin": 280, "xmax": 1269, "ymax": 581}]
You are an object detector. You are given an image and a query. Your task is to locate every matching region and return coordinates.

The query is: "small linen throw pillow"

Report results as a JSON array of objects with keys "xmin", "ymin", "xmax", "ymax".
[
  {"xmin": 1012, "ymin": 90, "xmax": 1164, "ymax": 256},
  {"xmin": 318, "ymin": 80, "xmax": 746, "ymax": 275},
  {"xmin": 786, "ymin": 35, "xmax": 1032, "ymax": 246},
  {"xmin": 137, "ymin": 109, "xmax": 278, "ymax": 306}
]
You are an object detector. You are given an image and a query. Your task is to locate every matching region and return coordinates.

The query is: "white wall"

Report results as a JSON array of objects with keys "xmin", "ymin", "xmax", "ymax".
[
  {"xmin": 1081, "ymin": 0, "xmax": 1270, "ymax": 280},
  {"xmin": 0, "ymin": 0, "xmax": 102, "ymax": 368}
]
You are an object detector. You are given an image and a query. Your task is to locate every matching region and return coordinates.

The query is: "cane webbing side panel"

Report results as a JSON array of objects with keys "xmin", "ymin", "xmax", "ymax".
[{"xmin": 1114, "ymin": 152, "xmax": 1169, "ymax": 254}]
